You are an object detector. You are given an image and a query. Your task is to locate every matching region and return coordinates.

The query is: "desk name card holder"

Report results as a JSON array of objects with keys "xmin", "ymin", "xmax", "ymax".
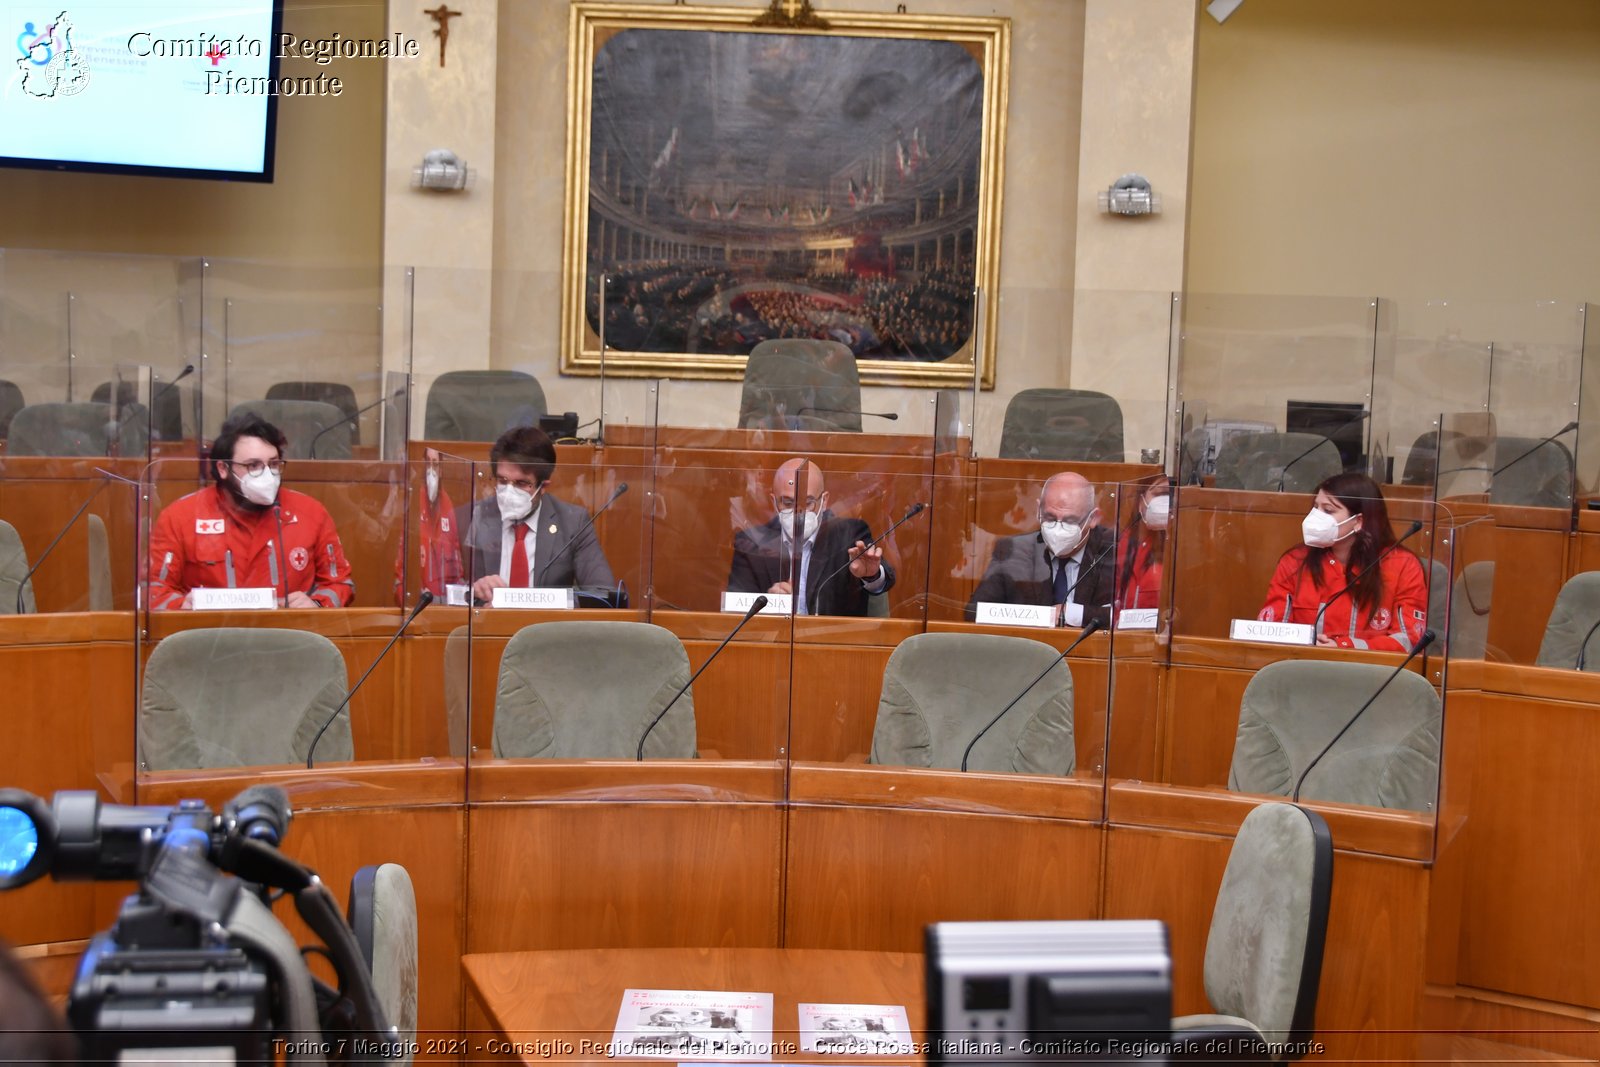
[
  {"xmin": 1230, "ymin": 618, "xmax": 1314, "ymax": 645},
  {"xmin": 492, "ymin": 587, "xmax": 577, "ymax": 610},
  {"xmin": 974, "ymin": 601, "xmax": 1056, "ymax": 629},
  {"xmin": 444, "ymin": 583, "xmax": 471, "ymax": 607},
  {"xmin": 191, "ymin": 588, "xmax": 276, "ymax": 611},
  {"xmin": 1117, "ymin": 608, "xmax": 1159, "ymax": 631},
  {"xmin": 721, "ymin": 591, "xmax": 792, "ymax": 615}
]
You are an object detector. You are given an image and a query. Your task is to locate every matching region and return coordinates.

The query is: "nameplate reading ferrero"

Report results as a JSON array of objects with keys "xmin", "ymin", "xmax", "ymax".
[
  {"xmin": 191, "ymin": 587, "xmax": 276, "ymax": 611},
  {"xmin": 1229, "ymin": 618, "xmax": 1315, "ymax": 645},
  {"xmin": 721, "ymin": 592, "xmax": 792, "ymax": 615},
  {"xmin": 491, "ymin": 587, "xmax": 576, "ymax": 610},
  {"xmin": 975, "ymin": 601, "xmax": 1056, "ymax": 629}
]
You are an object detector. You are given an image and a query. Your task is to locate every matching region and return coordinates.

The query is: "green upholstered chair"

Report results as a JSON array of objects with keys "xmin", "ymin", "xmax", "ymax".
[
  {"xmin": 0, "ymin": 379, "xmax": 26, "ymax": 440},
  {"xmin": 93, "ymin": 377, "xmax": 184, "ymax": 442},
  {"xmin": 869, "ymin": 632, "xmax": 1074, "ymax": 775},
  {"xmin": 997, "ymin": 388, "xmax": 1125, "ymax": 463},
  {"xmin": 228, "ymin": 398, "xmax": 350, "ymax": 460},
  {"xmin": 7, "ymin": 401, "xmax": 149, "ymax": 457},
  {"xmin": 348, "ymin": 863, "xmax": 418, "ymax": 1065},
  {"xmin": 1425, "ymin": 558, "xmax": 1448, "ymax": 642},
  {"xmin": 1490, "ymin": 436, "xmax": 1574, "ymax": 509},
  {"xmin": 1536, "ymin": 571, "xmax": 1600, "ymax": 670},
  {"xmin": 738, "ymin": 339, "xmax": 862, "ymax": 432},
  {"xmin": 444, "ymin": 624, "xmax": 470, "ymax": 758},
  {"xmin": 1228, "ymin": 660, "xmax": 1442, "ymax": 813},
  {"xmin": 423, "ymin": 370, "xmax": 547, "ymax": 442},
  {"xmin": 1212, "ymin": 431, "xmax": 1342, "ymax": 493},
  {"xmin": 1447, "ymin": 561, "xmax": 1494, "ymax": 661},
  {"xmin": 1170, "ymin": 802, "xmax": 1332, "ymax": 1062},
  {"xmin": 86, "ymin": 512, "xmax": 111, "ymax": 612},
  {"xmin": 139, "ymin": 627, "xmax": 352, "ymax": 770},
  {"xmin": 493, "ymin": 621, "xmax": 696, "ymax": 759},
  {"xmin": 267, "ymin": 381, "xmax": 361, "ymax": 448},
  {"xmin": 0, "ymin": 520, "xmax": 34, "ymax": 615}
]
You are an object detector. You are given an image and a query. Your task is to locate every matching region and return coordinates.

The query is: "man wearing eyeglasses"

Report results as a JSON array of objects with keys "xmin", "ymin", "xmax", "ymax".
[
  {"xmin": 148, "ymin": 414, "xmax": 355, "ymax": 610},
  {"xmin": 461, "ymin": 425, "xmax": 616, "ymax": 603},
  {"xmin": 964, "ymin": 472, "xmax": 1114, "ymax": 627}
]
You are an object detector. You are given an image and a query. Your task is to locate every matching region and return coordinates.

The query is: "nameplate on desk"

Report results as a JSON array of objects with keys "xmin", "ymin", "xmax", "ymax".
[
  {"xmin": 444, "ymin": 584, "xmax": 470, "ymax": 607},
  {"xmin": 191, "ymin": 588, "xmax": 276, "ymax": 611},
  {"xmin": 1230, "ymin": 618, "xmax": 1314, "ymax": 645},
  {"xmin": 721, "ymin": 591, "xmax": 791, "ymax": 615},
  {"xmin": 1117, "ymin": 608, "xmax": 1159, "ymax": 631},
  {"xmin": 492, "ymin": 587, "xmax": 575, "ymax": 610},
  {"xmin": 974, "ymin": 601, "xmax": 1055, "ymax": 629}
]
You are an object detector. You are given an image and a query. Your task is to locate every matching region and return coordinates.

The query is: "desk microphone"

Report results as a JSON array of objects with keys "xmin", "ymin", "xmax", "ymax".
[
  {"xmin": 1310, "ymin": 520, "xmax": 1424, "ymax": 640},
  {"xmin": 13, "ymin": 468, "xmax": 137, "ymax": 613},
  {"xmin": 1573, "ymin": 615, "xmax": 1600, "ymax": 670},
  {"xmin": 1493, "ymin": 421, "xmax": 1579, "ymax": 477},
  {"xmin": 308, "ymin": 390, "xmax": 402, "ymax": 459},
  {"xmin": 1276, "ymin": 411, "xmax": 1371, "ymax": 492},
  {"xmin": 1293, "ymin": 629, "xmax": 1436, "ymax": 802},
  {"xmin": 636, "ymin": 595, "xmax": 767, "ymax": 760},
  {"xmin": 536, "ymin": 483, "xmax": 629, "ymax": 583},
  {"xmin": 152, "ymin": 363, "xmax": 195, "ymax": 403},
  {"xmin": 809, "ymin": 502, "xmax": 928, "ymax": 610},
  {"xmin": 796, "ymin": 406, "xmax": 900, "ymax": 423},
  {"xmin": 306, "ymin": 590, "xmax": 433, "ymax": 769},
  {"xmin": 961, "ymin": 617, "xmax": 1104, "ymax": 772}
]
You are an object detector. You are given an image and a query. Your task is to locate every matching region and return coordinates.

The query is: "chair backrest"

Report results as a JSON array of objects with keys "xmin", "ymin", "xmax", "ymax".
[
  {"xmin": 266, "ymin": 381, "xmax": 361, "ymax": 446},
  {"xmin": 493, "ymin": 621, "xmax": 696, "ymax": 758},
  {"xmin": 348, "ymin": 863, "xmax": 418, "ymax": 1065},
  {"xmin": 1400, "ymin": 429, "xmax": 1440, "ymax": 487},
  {"xmin": 1448, "ymin": 561, "xmax": 1494, "ymax": 660},
  {"xmin": 0, "ymin": 520, "xmax": 34, "ymax": 615},
  {"xmin": 1203, "ymin": 802, "xmax": 1333, "ymax": 1049},
  {"xmin": 92, "ymin": 378, "xmax": 184, "ymax": 441},
  {"xmin": 423, "ymin": 370, "xmax": 547, "ymax": 442},
  {"xmin": 444, "ymin": 624, "xmax": 470, "ymax": 758},
  {"xmin": 7, "ymin": 402, "xmax": 149, "ymax": 457},
  {"xmin": 1491, "ymin": 436, "xmax": 1574, "ymax": 509},
  {"xmin": 1229, "ymin": 659, "xmax": 1442, "ymax": 812},
  {"xmin": 1536, "ymin": 571, "xmax": 1600, "ymax": 670},
  {"xmin": 228, "ymin": 399, "xmax": 350, "ymax": 460},
  {"xmin": 738, "ymin": 339, "xmax": 862, "ymax": 432},
  {"xmin": 0, "ymin": 380, "xmax": 25, "ymax": 440},
  {"xmin": 139, "ymin": 627, "xmax": 352, "ymax": 770},
  {"xmin": 86, "ymin": 512, "xmax": 111, "ymax": 612},
  {"xmin": 997, "ymin": 388, "xmax": 1125, "ymax": 462},
  {"xmin": 1212, "ymin": 431, "xmax": 1342, "ymax": 493},
  {"xmin": 870, "ymin": 632, "xmax": 1074, "ymax": 775}
]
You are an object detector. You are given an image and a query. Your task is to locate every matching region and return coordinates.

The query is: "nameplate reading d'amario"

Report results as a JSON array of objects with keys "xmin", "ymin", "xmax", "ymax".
[
  {"xmin": 974, "ymin": 601, "xmax": 1056, "ymax": 629},
  {"xmin": 1229, "ymin": 618, "xmax": 1315, "ymax": 645},
  {"xmin": 721, "ymin": 591, "xmax": 792, "ymax": 615},
  {"xmin": 491, "ymin": 587, "xmax": 576, "ymax": 610},
  {"xmin": 191, "ymin": 587, "xmax": 277, "ymax": 611}
]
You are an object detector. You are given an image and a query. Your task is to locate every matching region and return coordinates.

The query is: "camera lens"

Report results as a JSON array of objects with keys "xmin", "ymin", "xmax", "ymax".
[
  {"xmin": 0, "ymin": 789, "xmax": 54, "ymax": 889},
  {"xmin": 0, "ymin": 808, "xmax": 37, "ymax": 877}
]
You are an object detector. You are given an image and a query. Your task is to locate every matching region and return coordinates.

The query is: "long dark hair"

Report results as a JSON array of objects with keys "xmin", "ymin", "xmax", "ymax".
[
  {"xmin": 1118, "ymin": 474, "xmax": 1171, "ymax": 600},
  {"xmin": 1300, "ymin": 471, "xmax": 1398, "ymax": 620}
]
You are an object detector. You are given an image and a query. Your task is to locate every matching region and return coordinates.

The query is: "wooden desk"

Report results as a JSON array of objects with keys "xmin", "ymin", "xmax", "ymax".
[{"xmin": 465, "ymin": 946, "xmax": 923, "ymax": 1066}]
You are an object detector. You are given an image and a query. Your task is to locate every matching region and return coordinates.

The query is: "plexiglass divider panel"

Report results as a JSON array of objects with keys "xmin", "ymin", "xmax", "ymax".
[
  {"xmin": 1577, "ymin": 303, "xmax": 1600, "ymax": 500},
  {"xmin": 0, "ymin": 455, "xmax": 142, "ymax": 614}
]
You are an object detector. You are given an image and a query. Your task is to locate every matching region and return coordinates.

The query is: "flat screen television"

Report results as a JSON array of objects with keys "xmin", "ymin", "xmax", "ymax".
[{"xmin": 1, "ymin": 2, "xmax": 283, "ymax": 181}]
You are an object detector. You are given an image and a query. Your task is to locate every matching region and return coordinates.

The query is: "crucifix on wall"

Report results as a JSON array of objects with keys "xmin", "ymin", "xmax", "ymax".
[{"xmin": 424, "ymin": 4, "xmax": 462, "ymax": 67}]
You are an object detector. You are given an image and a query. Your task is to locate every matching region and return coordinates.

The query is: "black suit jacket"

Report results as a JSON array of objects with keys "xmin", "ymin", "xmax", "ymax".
[
  {"xmin": 964, "ymin": 525, "xmax": 1117, "ymax": 626},
  {"xmin": 727, "ymin": 511, "xmax": 896, "ymax": 617},
  {"xmin": 457, "ymin": 493, "xmax": 616, "ymax": 590}
]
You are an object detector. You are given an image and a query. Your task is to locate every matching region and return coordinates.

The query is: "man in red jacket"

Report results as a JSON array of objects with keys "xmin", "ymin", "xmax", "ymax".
[
  {"xmin": 148, "ymin": 414, "xmax": 355, "ymax": 610},
  {"xmin": 393, "ymin": 446, "xmax": 463, "ymax": 605}
]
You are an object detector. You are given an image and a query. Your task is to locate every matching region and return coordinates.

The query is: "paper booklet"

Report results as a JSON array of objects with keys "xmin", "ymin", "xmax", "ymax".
[
  {"xmin": 610, "ymin": 988, "xmax": 774, "ymax": 1060},
  {"xmin": 797, "ymin": 1002, "xmax": 915, "ymax": 1054}
]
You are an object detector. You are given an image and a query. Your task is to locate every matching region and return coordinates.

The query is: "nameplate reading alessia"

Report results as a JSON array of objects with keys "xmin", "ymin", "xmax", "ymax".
[
  {"xmin": 1229, "ymin": 618, "xmax": 1314, "ymax": 645},
  {"xmin": 974, "ymin": 602, "xmax": 1055, "ymax": 629},
  {"xmin": 721, "ymin": 591, "xmax": 792, "ymax": 615},
  {"xmin": 191, "ymin": 587, "xmax": 276, "ymax": 611},
  {"xmin": 491, "ymin": 587, "xmax": 576, "ymax": 610}
]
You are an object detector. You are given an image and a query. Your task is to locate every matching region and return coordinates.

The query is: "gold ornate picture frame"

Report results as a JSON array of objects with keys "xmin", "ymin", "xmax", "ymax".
[{"xmin": 560, "ymin": 1, "xmax": 1009, "ymax": 388}]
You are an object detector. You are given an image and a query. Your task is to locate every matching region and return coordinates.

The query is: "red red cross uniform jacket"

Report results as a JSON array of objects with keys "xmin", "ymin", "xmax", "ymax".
[
  {"xmin": 148, "ymin": 485, "xmax": 355, "ymax": 610},
  {"xmin": 392, "ymin": 489, "xmax": 463, "ymax": 606},
  {"xmin": 1258, "ymin": 544, "xmax": 1427, "ymax": 651},
  {"xmin": 1117, "ymin": 538, "xmax": 1163, "ymax": 611}
]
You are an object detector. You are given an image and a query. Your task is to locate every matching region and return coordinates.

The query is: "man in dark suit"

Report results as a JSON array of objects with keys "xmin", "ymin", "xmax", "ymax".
[
  {"xmin": 726, "ymin": 458, "xmax": 895, "ymax": 617},
  {"xmin": 461, "ymin": 425, "xmax": 616, "ymax": 601},
  {"xmin": 965, "ymin": 472, "xmax": 1115, "ymax": 627}
]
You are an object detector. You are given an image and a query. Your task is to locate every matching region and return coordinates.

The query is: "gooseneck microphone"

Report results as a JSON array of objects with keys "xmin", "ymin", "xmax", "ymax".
[
  {"xmin": 1293, "ymin": 629, "xmax": 1437, "ymax": 802},
  {"xmin": 1276, "ymin": 410, "xmax": 1372, "ymax": 492},
  {"xmin": 1310, "ymin": 519, "xmax": 1424, "ymax": 640},
  {"xmin": 536, "ymin": 483, "xmax": 629, "ymax": 582},
  {"xmin": 809, "ymin": 502, "xmax": 928, "ymax": 608},
  {"xmin": 1574, "ymin": 615, "xmax": 1600, "ymax": 670},
  {"xmin": 1493, "ymin": 421, "xmax": 1579, "ymax": 477},
  {"xmin": 961, "ymin": 617, "xmax": 1105, "ymax": 772},
  {"xmin": 150, "ymin": 363, "xmax": 195, "ymax": 406},
  {"xmin": 13, "ymin": 468, "xmax": 137, "ymax": 614},
  {"xmin": 636, "ymin": 595, "xmax": 767, "ymax": 760},
  {"xmin": 308, "ymin": 391, "xmax": 402, "ymax": 459},
  {"xmin": 306, "ymin": 590, "xmax": 433, "ymax": 769},
  {"xmin": 796, "ymin": 406, "xmax": 900, "ymax": 422}
]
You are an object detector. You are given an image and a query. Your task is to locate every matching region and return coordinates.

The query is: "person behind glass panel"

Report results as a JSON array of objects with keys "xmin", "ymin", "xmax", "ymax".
[
  {"xmin": 725, "ymin": 458, "xmax": 894, "ymax": 617},
  {"xmin": 459, "ymin": 426, "xmax": 616, "ymax": 602},
  {"xmin": 147, "ymin": 414, "xmax": 355, "ymax": 610},
  {"xmin": 1259, "ymin": 471, "xmax": 1427, "ymax": 650},
  {"xmin": 965, "ymin": 472, "xmax": 1115, "ymax": 627},
  {"xmin": 1116, "ymin": 474, "xmax": 1171, "ymax": 611},
  {"xmin": 394, "ymin": 447, "xmax": 463, "ymax": 606}
]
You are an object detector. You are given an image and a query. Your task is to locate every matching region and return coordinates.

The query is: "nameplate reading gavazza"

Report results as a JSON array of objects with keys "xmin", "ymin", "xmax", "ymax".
[{"xmin": 974, "ymin": 601, "xmax": 1055, "ymax": 629}]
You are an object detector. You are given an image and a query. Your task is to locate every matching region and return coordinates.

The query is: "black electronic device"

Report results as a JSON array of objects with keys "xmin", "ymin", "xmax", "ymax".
[{"xmin": 1285, "ymin": 400, "xmax": 1368, "ymax": 472}]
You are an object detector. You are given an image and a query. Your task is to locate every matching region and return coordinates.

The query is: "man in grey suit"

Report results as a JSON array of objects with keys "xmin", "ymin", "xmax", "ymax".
[{"xmin": 461, "ymin": 426, "xmax": 616, "ymax": 602}]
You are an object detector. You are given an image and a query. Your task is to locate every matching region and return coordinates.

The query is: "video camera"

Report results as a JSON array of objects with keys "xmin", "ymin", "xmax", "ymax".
[{"xmin": 0, "ymin": 785, "xmax": 409, "ymax": 1064}]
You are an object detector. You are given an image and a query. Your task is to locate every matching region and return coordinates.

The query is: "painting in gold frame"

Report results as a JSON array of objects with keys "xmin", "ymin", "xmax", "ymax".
[{"xmin": 560, "ymin": 2, "xmax": 1009, "ymax": 388}]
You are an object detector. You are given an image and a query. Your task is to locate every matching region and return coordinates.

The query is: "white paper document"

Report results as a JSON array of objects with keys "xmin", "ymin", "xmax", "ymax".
[
  {"xmin": 797, "ymin": 1002, "xmax": 916, "ymax": 1054},
  {"xmin": 610, "ymin": 988, "xmax": 774, "ymax": 1060}
]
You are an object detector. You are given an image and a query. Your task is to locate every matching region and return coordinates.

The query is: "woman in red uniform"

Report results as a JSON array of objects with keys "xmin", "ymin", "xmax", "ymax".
[
  {"xmin": 1116, "ymin": 474, "xmax": 1170, "ymax": 611},
  {"xmin": 1259, "ymin": 471, "xmax": 1427, "ymax": 651}
]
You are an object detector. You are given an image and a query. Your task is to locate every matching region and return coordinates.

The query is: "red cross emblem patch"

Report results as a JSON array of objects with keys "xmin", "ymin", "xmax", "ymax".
[
  {"xmin": 289, "ymin": 547, "xmax": 310, "ymax": 572},
  {"xmin": 196, "ymin": 519, "xmax": 225, "ymax": 535}
]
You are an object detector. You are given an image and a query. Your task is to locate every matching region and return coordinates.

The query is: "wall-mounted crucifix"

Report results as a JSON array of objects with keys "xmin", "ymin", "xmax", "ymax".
[{"xmin": 423, "ymin": 5, "xmax": 462, "ymax": 67}]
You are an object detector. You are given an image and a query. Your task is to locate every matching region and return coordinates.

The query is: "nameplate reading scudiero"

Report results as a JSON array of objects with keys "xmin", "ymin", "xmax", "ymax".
[
  {"xmin": 1229, "ymin": 618, "xmax": 1315, "ymax": 645},
  {"xmin": 974, "ymin": 602, "xmax": 1055, "ymax": 629},
  {"xmin": 191, "ymin": 587, "xmax": 276, "ymax": 611},
  {"xmin": 720, "ymin": 591, "xmax": 792, "ymax": 615},
  {"xmin": 491, "ymin": 587, "xmax": 576, "ymax": 610}
]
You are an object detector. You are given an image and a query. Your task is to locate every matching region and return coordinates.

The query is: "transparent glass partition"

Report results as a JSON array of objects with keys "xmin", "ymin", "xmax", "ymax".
[
  {"xmin": 1579, "ymin": 304, "xmax": 1600, "ymax": 500},
  {"xmin": 0, "ymin": 455, "xmax": 141, "ymax": 613},
  {"xmin": 1383, "ymin": 299, "xmax": 1493, "ymax": 489}
]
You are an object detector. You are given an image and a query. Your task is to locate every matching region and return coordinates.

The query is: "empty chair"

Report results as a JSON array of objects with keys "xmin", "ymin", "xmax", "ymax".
[
  {"xmin": 1490, "ymin": 435, "xmax": 1574, "ymax": 509},
  {"xmin": 0, "ymin": 380, "xmax": 24, "ymax": 440},
  {"xmin": 139, "ymin": 627, "xmax": 352, "ymax": 770},
  {"xmin": 92, "ymin": 378, "xmax": 183, "ymax": 441},
  {"xmin": 997, "ymin": 388, "xmax": 1125, "ymax": 462},
  {"xmin": 424, "ymin": 370, "xmax": 547, "ymax": 442},
  {"xmin": 493, "ymin": 621, "xmax": 696, "ymax": 758},
  {"xmin": 347, "ymin": 863, "xmax": 418, "ymax": 1065},
  {"xmin": 1170, "ymin": 802, "xmax": 1332, "ymax": 1062},
  {"xmin": 1447, "ymin": 561, "xmax": 1494, "ymax": 660},
  {"xmin": 267, "ymin": 381, "xmax": 361, "ymax": 448},
  {"xmin": 228, "ymin": 398, "xmax": 350, "ymax": 460},
  {"xmin": 0, "ymin": 520, "xmax": 34, "ymax": 614},
  {"xmin": 7, "ymin": 402, "xmax": 150, "ymax": 457},
  {"xmin": 738, "ymin": 339, "xmax": 862, "ymax": 432},
  {"xmin": 1229, "ymin": 659, "xmax": 1442, "ymax": 812},
  {"xmin": 869, "ymin": 632, "xmax": 1074, "ymax": 775},
  {"xmin": 444, "ymin": 624, "xmax": 469, "ymax": 758},
  {"xmin": 86, "ymin": 512, "xmax": 111, "ymax": 612},
  {"xmin": 1536, "ymin": 571, "xmax": 1600, "ymax": 671},
  {"xmin": 1213, "ymin": 431, "xmax": 1343, "ymax": 493}
]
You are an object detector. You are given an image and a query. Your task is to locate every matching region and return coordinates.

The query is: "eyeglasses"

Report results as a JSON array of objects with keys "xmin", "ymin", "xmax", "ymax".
[
  {"xmin": 774, "ymin": 496, "xmax": 820, "ymax": 511},
  {"xmin": 496, "ymin": 476, "xmax": 541, "ymax": 494},
  {"xmin": 1039, "ymin": 515, "xmax": 1090, "ymax": 531},
  {"xmin": 227, "ymin": 459, "xmax": 284, "ymax": 477}
]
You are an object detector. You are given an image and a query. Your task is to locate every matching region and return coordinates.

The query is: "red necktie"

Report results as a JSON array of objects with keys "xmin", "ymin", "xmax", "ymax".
[{"xmin": 508, "ymin": 522, "xmax": 531, "ymax": 587}]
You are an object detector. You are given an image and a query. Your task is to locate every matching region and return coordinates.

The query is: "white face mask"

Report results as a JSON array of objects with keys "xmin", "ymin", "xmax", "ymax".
[
  {"xmin": 1142, "ymin": 495, "xmax": 1171, "ymax": 530},
  {"xmin": 497, "ymin": 483, "xmax": 538, "ymax": 522},
  {"xmin": 1041, "ymin": 522, "xmax": 1085, "ymax": 558},
  {"xmin": 1302, "ymin": 508, "xmax": 1356, "ymax": 548},
  {"xmin": 425, "ymin": 468, "xmax": 440, "ymax": 503},
  {"xmin": 778, "ymin": 507, "xmax": 820, "ymax": 543},
  {"xmin": 236, "ymin": 468, "xmax": 280, "ymax": 507}
]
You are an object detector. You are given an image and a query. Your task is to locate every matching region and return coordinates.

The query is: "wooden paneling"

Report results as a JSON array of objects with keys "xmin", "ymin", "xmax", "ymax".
[{"xmin": 0, "ymin": 457, "xmax": 144, "ymax": 612}]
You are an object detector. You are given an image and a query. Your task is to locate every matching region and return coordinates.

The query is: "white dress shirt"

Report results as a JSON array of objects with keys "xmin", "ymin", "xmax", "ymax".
[{"xmin": 498, "ymin": 501, "xmax": 543, "ymax": 585}]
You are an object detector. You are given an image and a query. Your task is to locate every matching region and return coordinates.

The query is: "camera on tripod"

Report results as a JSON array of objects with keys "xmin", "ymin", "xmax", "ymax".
[{"xmin": 0, "ymin": 785, "xmax": 416, "ymax": 1065}]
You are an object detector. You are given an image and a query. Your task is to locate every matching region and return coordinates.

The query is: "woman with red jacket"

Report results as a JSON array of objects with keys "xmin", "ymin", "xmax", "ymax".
[
  {"xmin": 1258, "ymin": 472, "xmax": 1428, "ymax": 651},
  {"xmin": 1116, "ymin": 474, "xmax": 1170, "ymax": 611}
]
